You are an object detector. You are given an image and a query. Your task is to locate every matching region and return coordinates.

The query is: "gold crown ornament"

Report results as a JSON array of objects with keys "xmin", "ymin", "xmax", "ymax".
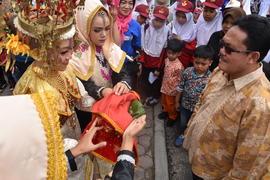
[{"xmin": 11, "ymin": 0, "xmax": 81, "ymax": 62}]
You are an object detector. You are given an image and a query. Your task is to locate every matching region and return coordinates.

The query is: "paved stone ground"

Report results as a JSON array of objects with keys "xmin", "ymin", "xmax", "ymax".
[
  {"xmin": 165, "ymin": 120, "xmax": 192, "ymax": 180},
  {"xmin": 134, "ymin": 106, "xmax": 155, "ymax": 180}
]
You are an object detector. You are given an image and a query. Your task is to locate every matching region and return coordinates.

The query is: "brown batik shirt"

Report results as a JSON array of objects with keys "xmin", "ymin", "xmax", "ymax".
[{"xmin": 183, "ymin": 65, "xmax": 270, "ymax": 179}]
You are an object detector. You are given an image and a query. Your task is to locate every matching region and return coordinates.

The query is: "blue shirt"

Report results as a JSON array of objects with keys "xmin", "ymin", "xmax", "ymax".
[
  {"xmin": 15, "ymin": 54, "xmax": 34, "ymax": 63},
  {"xmin": 121, "ymin": 19, "xmax": 141, "ymax": 61},
  {"xmin": 177, "ymin": 67, "xmax": 211, "ymax": 111}
]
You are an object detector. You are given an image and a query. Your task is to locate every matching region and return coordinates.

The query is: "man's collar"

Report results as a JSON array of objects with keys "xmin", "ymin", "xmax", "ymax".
[{"xmin": 232, "ymin": 64, "xmax": 263, "ymax": 91}]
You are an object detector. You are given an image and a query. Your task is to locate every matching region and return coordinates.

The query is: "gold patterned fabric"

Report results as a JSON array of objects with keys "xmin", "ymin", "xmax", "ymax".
[
  {"xmin": 31, "ymin": 92, "xmax": 67, "ymax": 179},
  {"xmin": 13, "ymin": 62, "xmax": 93, "ymax": 179},
  {"xmin": 0, "ymin": 92, "xmax": 67, "ymax": 180},
  {"xmin": 183, "ymin": 66, "xmax": 270, "ymax": 179},
  {"xmin": 14, "ymin": 62, "xmax": 81, "ymax": 117}
]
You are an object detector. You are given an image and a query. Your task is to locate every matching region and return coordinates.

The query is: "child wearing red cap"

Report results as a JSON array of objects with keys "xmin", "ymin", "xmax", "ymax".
[
  {"xmin": 196, "ymin": 0, "xmax": 224, "ymax": 46},
  {"xmin": 168, "ymin": 0, "xmax": 196, "ymax": 69},
  {"xmin": 138, "ymin": 5, "xmax": 170, "ymax": 106},
  {"xmin": 135, "ymin": 4, "xmax": 150, "ymax": 25}
]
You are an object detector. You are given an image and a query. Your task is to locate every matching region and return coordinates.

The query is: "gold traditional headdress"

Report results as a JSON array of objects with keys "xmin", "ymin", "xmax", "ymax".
[{"xmin": 11, "ymin": 0, "xmax": 81, "ymax": 61}]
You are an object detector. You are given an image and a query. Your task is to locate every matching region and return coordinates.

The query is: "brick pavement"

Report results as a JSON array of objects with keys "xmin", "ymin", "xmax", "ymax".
[
  {"xmin": 165, "ymin": 123, "xmax": 192, "ymax": 180},
  {"xmin": 134, "ymin": 107, "xmax": 155, "ymax": 180}
]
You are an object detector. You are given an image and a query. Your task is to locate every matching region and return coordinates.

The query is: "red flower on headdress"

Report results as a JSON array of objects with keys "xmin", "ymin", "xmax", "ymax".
[{"xmin": 57, "ymin": 0, "xmax": 68, "ymax": 20}]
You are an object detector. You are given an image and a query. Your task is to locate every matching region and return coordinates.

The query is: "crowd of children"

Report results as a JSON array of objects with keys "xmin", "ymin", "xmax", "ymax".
[
  {"xmin": 131, "ymin": 0, "xmax": 221, "ymax": 144},
  {"xmin": 123, "ymin": 0, "xmax": 270, "ymax": 148}
]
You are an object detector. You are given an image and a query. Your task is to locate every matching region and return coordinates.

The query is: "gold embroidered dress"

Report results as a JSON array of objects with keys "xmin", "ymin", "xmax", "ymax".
[
  {"xmin": 10, "ymin": 0, "xmax": 95, "ymax": 179},
  {"xmin": 14, "ymin": 64, "xmax": 82, "ymax": 137}
]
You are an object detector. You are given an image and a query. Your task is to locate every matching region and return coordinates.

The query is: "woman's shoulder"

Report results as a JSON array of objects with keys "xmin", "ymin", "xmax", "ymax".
[
  {"xmin": 13, "ymin": 63, "xmax": 50, "ymax": 94},
  {"xmin": 129, "ymin": 19, "xmax": 141, "ymax": 30}
]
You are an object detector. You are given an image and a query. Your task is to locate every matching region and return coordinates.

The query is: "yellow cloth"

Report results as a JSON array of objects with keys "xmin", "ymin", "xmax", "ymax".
[
  {"xmin": 183, "ymin": 66, "xmax": 270, "ymax": 179},
  {"xmin": 14, "ymin": 62, "xmax": 81, "ymax": 116}
]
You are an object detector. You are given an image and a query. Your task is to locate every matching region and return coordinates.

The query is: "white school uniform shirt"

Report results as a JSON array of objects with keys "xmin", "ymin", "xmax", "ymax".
[{"xmin": 142, "ymin": 19, "xmax": 169, "ymax": 57}]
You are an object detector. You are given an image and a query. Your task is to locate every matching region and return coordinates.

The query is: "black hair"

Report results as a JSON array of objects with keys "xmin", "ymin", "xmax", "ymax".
[
  {"xmin": 233, "ymin": 14, "xmax": 270, "ymax": 62},
  {"xmin": 167, "ymin": 39, "xmax": 185, "ymax": 53},
  {"xmin": 194, "ymin": 45, "xmax": 214, "ymax": 60}
]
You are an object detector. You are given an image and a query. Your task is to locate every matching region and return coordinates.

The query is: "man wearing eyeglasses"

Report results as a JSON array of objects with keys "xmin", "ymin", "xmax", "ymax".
[{"xmin": 183, "ymin": 15, "xmax": 270, "ymax": 180}]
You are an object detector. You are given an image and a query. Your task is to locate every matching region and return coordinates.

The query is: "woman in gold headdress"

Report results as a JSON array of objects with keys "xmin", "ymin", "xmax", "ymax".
[{"xmin": 12, "ymin": 0, "xmax": 102, "ymax": 179}]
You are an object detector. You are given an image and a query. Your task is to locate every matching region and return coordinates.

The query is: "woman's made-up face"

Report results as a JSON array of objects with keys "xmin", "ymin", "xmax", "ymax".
[
  {"xmin": 89, "ymin": 12, "xmax": 111, "ymax": 47},
  {"xmin": 54, "ymin": 39, "xmax": 73, "ymax": 71},
  {"xmin": 119, "ymin": 0, "xmax": 134, "ymax": 16}
]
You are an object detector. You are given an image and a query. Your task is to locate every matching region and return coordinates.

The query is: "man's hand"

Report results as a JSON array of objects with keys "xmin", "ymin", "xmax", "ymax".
[
  {"xmin": 113, "ymin": 82, "xmax": 130, "ymax": 95},
  {"xmin": 121, "ymin": 115, "xmax": 146, "ymax": 151}
]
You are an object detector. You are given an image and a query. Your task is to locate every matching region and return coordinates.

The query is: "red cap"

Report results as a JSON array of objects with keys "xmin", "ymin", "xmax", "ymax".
[
  {"xmin": 153, "ymin": 5, "xmax": 169, "ymax": 20},
  {"xmin": 175, "ymin": 0, "xmax": 194, "ymax": 13},
  {"xmin": 135, "ymin": 4, "xmax": 150, "ymax": 18},
  {"xmin": 204, "ymin": 0, "xmax": 224, "ymax": 9}
]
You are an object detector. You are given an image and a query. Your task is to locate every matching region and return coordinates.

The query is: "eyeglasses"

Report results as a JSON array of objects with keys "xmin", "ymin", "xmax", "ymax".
[{"xmin": 219, "ymin": 40, "xmax": 254, "ymax": 54}]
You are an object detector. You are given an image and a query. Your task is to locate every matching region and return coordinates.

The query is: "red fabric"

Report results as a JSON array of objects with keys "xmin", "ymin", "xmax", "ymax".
[
  {"xmin": 176, "ymin": 0, "xmax": 194, "ymax": 13},
  {"xmin": 135, "ymin": 4, "xmax": 150, "ymax": 18},
  {"xmin": 81, "ymin": 92, "xmax": 140, "ymax": 164},
  {"xmin": 179, "ymin": 40, "xmax": 196, "ymax": 69},
  {"xmin": 138, "ymin": 50, "xmax": 166, "ymax": 69},
  {"xmin": 153, "ymin": 5, "xmax": 169, "ymax": 20},
  {"xmin": 204, "ymin": 0, "xmax": 224, "ymax": 9}
]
